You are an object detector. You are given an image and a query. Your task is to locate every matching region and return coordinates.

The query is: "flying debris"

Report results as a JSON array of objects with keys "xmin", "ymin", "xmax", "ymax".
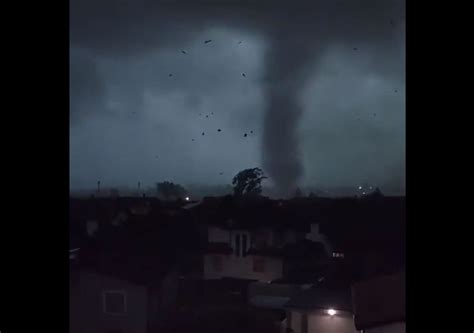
[
  {"xmin": 238, "ymin": 41, "xmax": 242, "ymax": 44},
  {"xmin": 217, "ymin": 129, "xmax": 221, "ymax": 132},
  {"xmin": 206, "ymin": 115, "xmax": 209, "ymax": 118},
  {"xmin": 219, "ymin": 172, "xmax": 223, "ymax": 175},
  {"xmin": 211, "ymin": 112, "xmax": 214, "ymax": 115},
  {"xmin": 250, "ymin": 130, "xmax": 253, "ymax": 134},
  {"xmin": 353, "ymin": 47, "xmax": 358, "ymax": 51},
  {"xmin": 181, "ymin": 50, "xmax": 187, "ymax": 54},
  {"xmin": 169, "ymin": 73, "xmax": 173, "ymax": 77},
  {"xmin": 244, "ymin": 133, "xmax": 248, "ymax": 137},
  {"xmin": 192, "ymin": 139, "xmax": 195, "ymax": 141},
  {"xmin": 202, "ymin": 132, "xmax": 205, "ymax": 136},
  {"xmin": 204, "ymin": 40, "xmax": 212, "ymax": 44},
  {"xmin": 395, "ymin": 89, "xmax": 398, "ymax": 93},
  {"xmin": 242, "ymin": 73, "xmax": 246, "ymax": 77}
]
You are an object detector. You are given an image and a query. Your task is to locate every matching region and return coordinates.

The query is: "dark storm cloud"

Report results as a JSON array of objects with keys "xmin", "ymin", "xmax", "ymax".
[
  {"xmin": 258, "ymin": 1, "xmax": 404, "ymax": 195},
  {"xmin": 69, "ymin": 49, "xmax": 107, "ymax": 123},
  {"xmin": 70, "ymin": 0, "xmax": 405, "ymax": 194}
]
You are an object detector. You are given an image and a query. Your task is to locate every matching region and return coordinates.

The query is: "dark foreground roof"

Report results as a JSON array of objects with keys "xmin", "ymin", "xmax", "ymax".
[
  {"xmin": 71, "ymin": 248, "xmax": 175, "ymax": 286},
  {"xmin": 351, "ymin": 271, "xmax": 405, "ymax": 330},
  {"xmin": 285, "ymin": 285, "xmax": 353, "ymax": 312}
]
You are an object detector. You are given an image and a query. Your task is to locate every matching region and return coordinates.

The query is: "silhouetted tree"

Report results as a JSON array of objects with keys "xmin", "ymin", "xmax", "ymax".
[
  {"xmin": 232, "ymin": 168, "xmax": 267, "ymax": 197},
  {"xmin": 365, "ymin": 187, "xmax": 384, "ymax": 200},
  {"xmin": 373, "ymin": 187, "xmax": 384, "ymax": 196},
  {"xmin": 156, "ymin": 181, "xmax": 187, "ymax": 200}
]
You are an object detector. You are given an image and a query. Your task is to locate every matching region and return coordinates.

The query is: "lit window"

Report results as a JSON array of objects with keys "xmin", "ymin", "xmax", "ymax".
[{"xmin": 103, "ymin": 291, "xmax": 127, "ymax": 315}]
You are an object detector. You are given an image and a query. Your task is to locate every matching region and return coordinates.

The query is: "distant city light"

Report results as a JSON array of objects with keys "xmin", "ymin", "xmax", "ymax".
[
  {"xmin": 362, "ymin": 192, "xmax": 366, "ymax": 195},
  {"xmin": 369, "ymin": 186, "xmax": 373, "ymax": 190},
  {"xmin": 358, "ymin": 186, "xmax": 362, "ymax": 190},
  {"xmin": 327, "ymin": 309, "xmax": 336, "ymax": 316},
  {"xmin": 185, "ymin": 196, "xmax": 190, "ymax": 201}
]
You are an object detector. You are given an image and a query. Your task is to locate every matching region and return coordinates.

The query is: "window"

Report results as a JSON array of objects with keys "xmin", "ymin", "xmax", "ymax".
[
  {"xmin": 211, "ymin": 255, "xmax": 223, "ymax": 272},
  {"xmin": 250, "ymin": 234, "xmax": 256, "ymax": 247},
  {"xmin": 103, "ymin": 291, "xmax": 127, "ymax": 315},
  {"xmin": 242, "ymin": 235, "xmax": 247, "ymax": 257},
  {"xmin": 253, "ymin": 257, "xmax": 265, "ymax": 272},
  {"xmin": 235, "ymin": 234, "xmax": 240, "ymax": 257}
]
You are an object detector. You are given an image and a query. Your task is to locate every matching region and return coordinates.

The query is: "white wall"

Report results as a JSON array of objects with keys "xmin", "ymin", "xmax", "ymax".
[
  {"xmin": 288, "ymin": 309, "xmax": 359, "ymax": 333},
  {"xmin": 365, "ymin": 322, "xmax": 405, "ymax": 333},
  {"xmin": 291, "ymin": 311, "xmax": 302, "ymax": 333},
  {"xmin": 203, "ymin": 254, "xmax": 283, "ymax": 281},
  {"xmin": 305, "ymin": 223, "xmax": 333, "ymax": 255},
  {"xmin": 208, "ymin": 227, "xmax": 230, "ymax": 243}
]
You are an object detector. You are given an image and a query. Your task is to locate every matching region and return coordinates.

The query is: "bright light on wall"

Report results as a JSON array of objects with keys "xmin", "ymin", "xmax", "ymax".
[{"xmin": 327, "ymin": 309, "xmax": 336, "ymax": 316}]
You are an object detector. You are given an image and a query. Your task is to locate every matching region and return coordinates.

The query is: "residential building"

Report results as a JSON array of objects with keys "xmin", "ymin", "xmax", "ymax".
[
  {"xmin": 351, "ymin": 271, "xmax": 405, "ymax": 333},
  {"xmin": 284, "ymin": 286, "xmax": 359, "ymax": 333}
]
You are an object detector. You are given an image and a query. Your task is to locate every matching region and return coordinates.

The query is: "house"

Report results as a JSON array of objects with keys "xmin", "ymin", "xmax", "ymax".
[
  {"xmin": 70, "ymin": 266, "xmax": 149, "ymax": 333},
  {"xmin": 70, "ymin": 248, "xmax": 179, "ymax": 333},
  {"xmin": 193, "ymin": 197, "xmax": 331, "ymax": 282},
  {"xmin": 351, "ymin": 271, "xmax": 405, "ymax": 333},
  {"xmin": 69, "ymin": 200, "xmax": 191, "ymax": 333},
  {"xmin": 203, "ymin": 225, "xmax": 329, "ymax": 282},
  {"xmin": 284, "ymin": 285, "xmax": 359, "ymax": 333}
]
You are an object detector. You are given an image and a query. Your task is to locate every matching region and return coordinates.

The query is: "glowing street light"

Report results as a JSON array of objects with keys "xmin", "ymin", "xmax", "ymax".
[
  {"xmin": 327, "ymin": 309, "xmax": 336, "ymax": 316},
  {"xmin": 185, "ymin": 196, "xmax": 190, "ymax": 201}
]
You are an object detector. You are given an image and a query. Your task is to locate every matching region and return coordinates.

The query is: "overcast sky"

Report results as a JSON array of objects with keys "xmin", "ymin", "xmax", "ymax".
[{"xmin": 70, "ymin": 0, "xmax": 405, "ymax": 195}]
